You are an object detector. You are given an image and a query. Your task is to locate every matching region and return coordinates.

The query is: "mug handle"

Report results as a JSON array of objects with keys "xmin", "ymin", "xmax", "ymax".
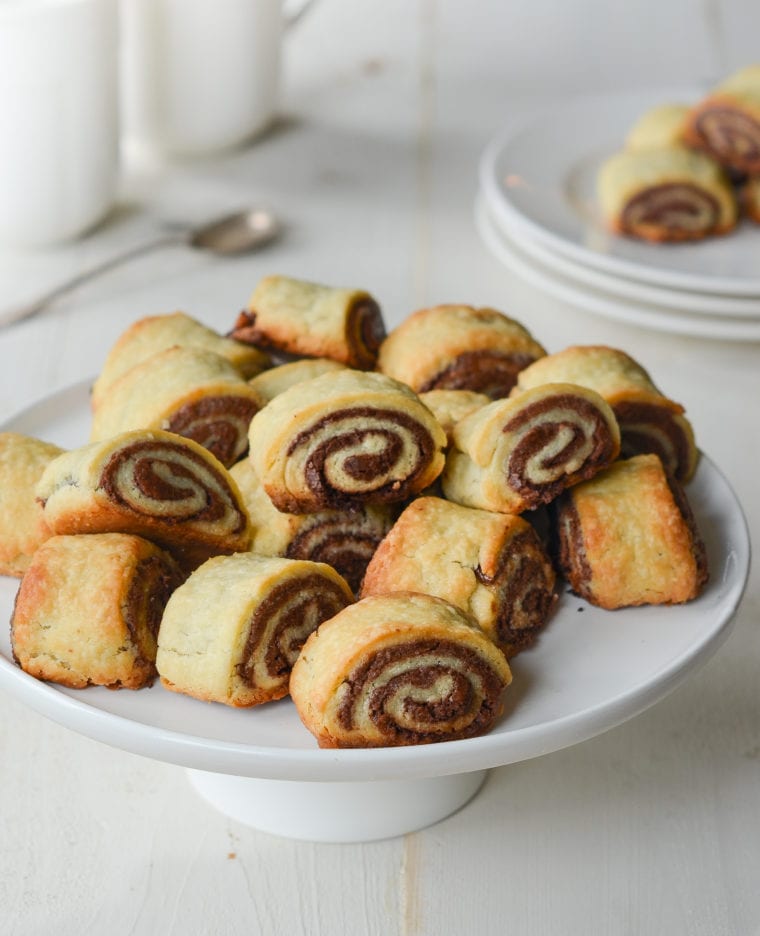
[{"xmin": 284, "ymin": 0, "xmax": 317, "ymax": 28}]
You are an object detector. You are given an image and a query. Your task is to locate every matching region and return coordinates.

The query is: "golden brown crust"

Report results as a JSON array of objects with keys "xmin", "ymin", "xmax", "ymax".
[
  {"xmin": 11, "ymin": 533, "xmax": 184, "ymax": 689},
  {"xmin": 91, "ymin": 346, "xmax": 265, "ymax": 468},
  {"xmin": 597, "ymin": 147, "xmax": 737, "ymax": 242},
  {"xmin": 290, "ymin": 592, "xmax": 512, "ymax": 748},
  {"xmin": 377, "ymin": 305, "xmax": 546, "ymax": 399},
  {"xmin": 232, "ymin": 274, "xmax": 386, "ymax": 369},
  {"xmin": 513, "ymin": 346, "xmax": 698, "ymax": 482},
  {"xmin": 0, "ymin": 433, "xmax": 64, "ymax": 576},
  {"xmin": 37, "ymin": 429, "xmax": 252, "ymax": 570},
  {"xmin": 361, "ymin": 497, "xmax": 557, "ymax": 657},
  {"xmin": 554, "ymin": 454, "xmax": 708, "ymax": 609},
  {"xmin": 155, "ymin": 553, "xmax": 353, "ymax": 707},
  {"xmin": 248, "ymin": 358, "xmax": 347, "ymax": 403},
  {"xmin": 91, "ymin": 311, "xmax": 271, "ymax": 408}
]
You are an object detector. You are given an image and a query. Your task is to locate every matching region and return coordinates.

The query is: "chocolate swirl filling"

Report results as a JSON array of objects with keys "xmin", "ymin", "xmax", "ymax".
[
  {"xmin": 694, "ymin": 107, "xmax": 760, "ymax": 174},
  {"xmin": 613, "ymin": 400, "xmax": 693, "ymax": 481},
  {"xmin": 475, "ymin": 530, "xmax": 556, "ymax": 656},
  {"xmin": 664, "ymin": 475, "xmax": 709, "ymax": 591},
  {"xmin": 229, "ymin": 297, "xmax": 385, "ymax": 370},
  {"xmin": 166, "ymin": 395, "xmax": 260, "ymax": 467},
  {"xmin": 622, "ymin": 184, "xmax": 720, "ymax": 239},
  {"xmin": 335, "ymin": 638, "xmax": 506, "ymax": 746},
  {"xmin": 345, "ymin": 297, "xmax": 386, "ymax": 369},
  {"xmin": 100, "ymin": 440, "xmax": 247, "ymax": 534},
  {"xmin": 123, "ymin": 554, "xmax": 185, "ymax": 682},
  {"xmin": 286, "ymin": 511, "xmax": 392, "ymax": 593},
  {"xmin": 553, "ymin": 496, "xmax": 594, "ymax": 601},
  {"xmin": 287, "ymin": 406, "xmax": 438, "ymax": 509},
  {"xmin": 238, "ymin": 574, "xmax": 351, "ymax": 689},
  {"xmin": 420, "ymin": 350, "xmax": 538, "ymax": 399},
  {"xmin": 503, "ymin": 394, "xmax": 616, "ymax": 507}
]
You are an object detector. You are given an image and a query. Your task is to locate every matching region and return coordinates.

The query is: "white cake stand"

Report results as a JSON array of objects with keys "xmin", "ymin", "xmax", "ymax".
[{"xmin": 0, "ymin": 384, "xmax": 750, "ymax": 842}]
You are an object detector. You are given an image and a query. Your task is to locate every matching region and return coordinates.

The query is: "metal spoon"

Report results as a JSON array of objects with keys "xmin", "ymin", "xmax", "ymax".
[{"xmin": 0, "ymin": 207, "xmax": 282, "ymax": 328}]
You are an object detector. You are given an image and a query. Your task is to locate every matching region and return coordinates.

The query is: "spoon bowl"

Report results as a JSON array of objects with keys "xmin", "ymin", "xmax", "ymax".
[{"xmin": 187, "ymin": 208, "xmax": 282, "ymax": 255}]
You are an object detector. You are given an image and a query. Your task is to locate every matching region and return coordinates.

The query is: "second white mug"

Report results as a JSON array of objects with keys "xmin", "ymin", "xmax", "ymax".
[{"xmin": 120, "ymin": 0, "xmax": 311, "ymax": 158}]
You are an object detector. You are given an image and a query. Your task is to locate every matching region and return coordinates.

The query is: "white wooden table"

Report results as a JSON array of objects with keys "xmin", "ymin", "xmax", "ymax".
[{"xmin": 1, "ymin": 2, "xmax": 758, "ymax": 933}]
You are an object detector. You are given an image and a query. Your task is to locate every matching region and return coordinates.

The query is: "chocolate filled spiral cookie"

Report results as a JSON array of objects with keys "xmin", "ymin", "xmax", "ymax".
[
  {"xmin": 11, "ymin": 533, "xmax": 184, "ymax": 689},
  {"xmin": 0, "ymin": 432, "xmax": 64, "ymax": 576},
  {"xmin": 417, "ymin": 390, "xmax": 491, "ymax": 445},
  {"xmin": 625, "ymin": 104, "xmax": 691, "ymax": 151},
  {"xmin": 597, "ymin": 146, "xmax": 736, "ymax": 242},
  {"xmin": 290, "ymin": 592, "xmax": 512, "ymax": 748},
  {"xmin": 230, "ymin": 274, "xmax": 386, "ymax": 369},
  {"xmin": 156, "ymin": 553, "xmax": 354, "ymax": 707},
  {"xmin": 442, "ymin": 383, "xmax": 620, "ymax": 514},
  {"xmin": 248, "ymin": 358, "xmax": 347, "ymax": 404},
  {"xmin": 361, "ymin": 497, "xmax": 556, "ymax": 658},
  {"xmin": 247, "ymin": 370, "xmax": 447, "ymax": 513},
  {"xmin": 513, "ymin": 345, "xmax": 698, "ymax": 482},
  {"xmin": 91, "ymin": 311, "xmax": 271, "ymax": 409},
  {"xmin": 683, "ymin": 65, "xmax": 760, "ymax": 175},
  {"xmin": 553, "ymin": 454, "xmax": 708, "ymax": 609},
  {"xmin": 36, "ymin": 429, "xmax": 251, "ymax": 568},
  {"xmin": 377, "ymin": 304, "xmax": 546, "ymax": 399},
  {"xmin": 230, "ymin": 458, "xmax": 393, "ymax": 594},
  {"xmin": 91, "ymin": 346, "xmax": 265, "ymax": 468}
]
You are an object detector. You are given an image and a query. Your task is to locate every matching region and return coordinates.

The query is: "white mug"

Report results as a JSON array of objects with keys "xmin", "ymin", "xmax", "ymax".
[
  {"xmin": 0, "ymin": 0, "xmax": 119, "ymax": 248},
  {"xmin": 120, "ymin": 0, "xmax": 313, "ymax": 159}
]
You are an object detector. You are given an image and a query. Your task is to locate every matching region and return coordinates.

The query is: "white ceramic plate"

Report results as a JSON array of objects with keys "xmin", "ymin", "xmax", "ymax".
[
  {"xmin": 488, "ymin": 203, "xmax": 760, "ymax": 319},
  {"xmin": 0, "ymin": 382, "xmax": 750, "ymax": 783},
  {"xmin": 479, "ymin": 89, "xmax": 760, "ymax": 297},
  {"xmin": 476, "ymin": 196, "xmax": 760, "ymax": 342}
]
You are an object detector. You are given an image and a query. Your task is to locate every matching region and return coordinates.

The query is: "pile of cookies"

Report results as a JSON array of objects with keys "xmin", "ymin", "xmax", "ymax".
[
  {"xmin": 1, "ymin": 274, "xmax": 708, "ymax": 748},
  {"xmin": 598, "ymin": 64, "xmax": 760, "ymax": 242}
]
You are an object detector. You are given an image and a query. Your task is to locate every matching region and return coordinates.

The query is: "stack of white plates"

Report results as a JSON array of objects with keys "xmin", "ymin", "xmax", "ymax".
[{"xmin": 476, "ymin": 89, "xmax": 760, "ymax": 342}]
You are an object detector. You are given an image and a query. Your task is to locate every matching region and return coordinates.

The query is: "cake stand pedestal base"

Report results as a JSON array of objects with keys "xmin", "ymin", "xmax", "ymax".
[{"xmin": 187, "ymin": 767, "xmax": 489, "ymax": 843}]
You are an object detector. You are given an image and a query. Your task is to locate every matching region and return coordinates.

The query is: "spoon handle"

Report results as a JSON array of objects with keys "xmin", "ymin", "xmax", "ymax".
[{"xmin": 0, "ymin": 232, "xmax": 188, "ymax": 328}]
